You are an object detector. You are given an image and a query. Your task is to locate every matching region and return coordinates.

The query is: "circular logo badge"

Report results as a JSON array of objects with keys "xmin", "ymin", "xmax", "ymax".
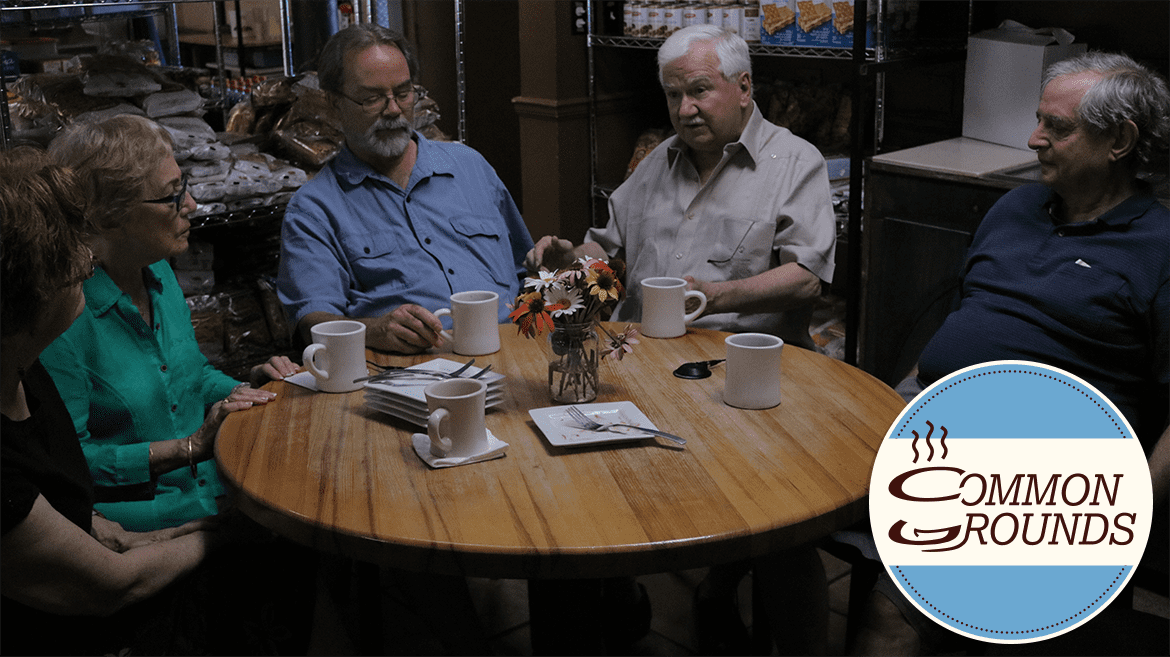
[{"xmin": 870, "ymin": 361, "xmax": 1152, "ymax": 644}]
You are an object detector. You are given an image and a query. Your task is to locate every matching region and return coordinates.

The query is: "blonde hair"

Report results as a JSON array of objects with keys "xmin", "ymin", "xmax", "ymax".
[{"xmin": 48, "ymin": 115, "xmax": 174, "ymax": 230}]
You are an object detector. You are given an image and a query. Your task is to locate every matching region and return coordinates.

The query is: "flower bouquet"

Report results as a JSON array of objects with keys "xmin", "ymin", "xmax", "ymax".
[{"xmin": 509, "ymin": 257, "xmax": 640, "ymax": 403}]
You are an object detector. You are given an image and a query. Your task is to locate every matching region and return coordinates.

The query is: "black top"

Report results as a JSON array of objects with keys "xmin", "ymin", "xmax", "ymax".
[
  {"xmin": 1, "ymin": 359, "xmax": 107, "ymax": 656},
  {"xmin": 2, "ymin": 360, "xmax": 95, "ymax": 535}
]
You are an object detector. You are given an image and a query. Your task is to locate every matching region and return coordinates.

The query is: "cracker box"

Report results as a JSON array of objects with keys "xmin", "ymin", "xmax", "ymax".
[
  {"xmin": 962, "ymin": 22, "xmax": 1087, "ymax": 149},
  {"xmin": 759, "ymin": 0, "xmax": 797, "ymax": 46},
  {"xmin": 791, "ymin": 0, "xmax": 875, "ymax": 49}
]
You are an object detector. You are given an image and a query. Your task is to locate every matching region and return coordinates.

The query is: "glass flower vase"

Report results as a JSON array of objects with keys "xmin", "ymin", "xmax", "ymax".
[{"xmin": 547, "ymin": 321, "xmax": 599, "ymax": 404}]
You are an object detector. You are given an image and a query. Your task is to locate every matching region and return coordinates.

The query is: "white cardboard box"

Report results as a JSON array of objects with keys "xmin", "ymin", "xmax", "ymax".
[{"xmin": 962, "ymin": 24, "xmax": 1086, "ymax": 149}]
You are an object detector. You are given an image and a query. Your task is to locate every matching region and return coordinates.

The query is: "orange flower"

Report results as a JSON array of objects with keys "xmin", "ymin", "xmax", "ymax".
[{"xmin": 508, "ymin": 291, "xmax": 555, "ymax": 338}]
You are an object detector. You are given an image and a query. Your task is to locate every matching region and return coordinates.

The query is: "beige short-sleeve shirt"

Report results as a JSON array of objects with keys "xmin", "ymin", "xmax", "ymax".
[{"xmin": 587, "ymin": 104, "xmax": 837, "ymax": 346}]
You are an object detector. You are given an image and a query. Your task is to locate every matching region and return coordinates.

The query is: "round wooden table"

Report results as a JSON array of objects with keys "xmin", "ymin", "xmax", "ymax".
[{"xmin": 216, "ymin": 323, "xmax": 902, "ymax": 581}]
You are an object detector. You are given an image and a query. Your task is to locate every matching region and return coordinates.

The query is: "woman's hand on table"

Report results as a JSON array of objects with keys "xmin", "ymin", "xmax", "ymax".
[
  {"xmin": 188, "ymin": 396, "xmax": 258, "ymax": 463},
  {"xmin": 91, "ymin": 513, "xmax": 222, "ymax": 553},
  {"xmin": 248, "ymin": 355, "xmax": 300, "ymax": 389}
]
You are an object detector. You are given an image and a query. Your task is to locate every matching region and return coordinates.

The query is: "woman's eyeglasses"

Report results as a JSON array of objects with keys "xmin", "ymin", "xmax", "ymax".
[
  {"xmin": 143, "ymin": 175, "xmax": 190, "ymax": 213},
  {"xmin": 340, "ymin": 84, "xmax": 426, "ymax": 116}
]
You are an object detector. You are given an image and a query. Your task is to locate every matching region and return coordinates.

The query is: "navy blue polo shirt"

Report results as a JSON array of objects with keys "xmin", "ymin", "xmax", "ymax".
[{"xmin": 918, "ymin": 183, "xmax": 1169, "ymax": 448}]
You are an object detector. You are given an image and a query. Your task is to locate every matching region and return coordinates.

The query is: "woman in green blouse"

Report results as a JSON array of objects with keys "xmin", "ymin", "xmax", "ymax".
[{"xmin": 40, "ymin": 115, "xmax": 300, "ymax": 532}]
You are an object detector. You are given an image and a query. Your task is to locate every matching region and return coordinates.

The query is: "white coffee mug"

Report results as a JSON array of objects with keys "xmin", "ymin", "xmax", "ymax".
[
  {"xmin": 640, "ymin": 277, "xmax": 707, "ymax": 338},
  {"xmin": 434, "ymin": 290, "xmax": 501, "ymax": 356},
  {"xmin": 425, "ymin": 378, "xmax": 489, "ymax": 459},
  {"xmin": 723, "ymin": 333, "xmax": 784, "ymax": 409},
  {"xmin": 302, "ymin": 320, "xmax": 367, "ymax": 393}
]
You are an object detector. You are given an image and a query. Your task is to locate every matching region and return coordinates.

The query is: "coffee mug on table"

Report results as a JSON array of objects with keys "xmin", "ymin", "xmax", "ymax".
[
  {"xmin": 723, "ymin": 332, "xmax": 784, "ymax": 409},
  {"xmin": 302, "ymin": 320, "xmax": 367, "ymax": 393},
  {"xmin": 640, "ymin": 276, "xmax": 708, "ymax": 338},
  {"xmin": 425, "ymin": 378, "xmax": 489, "ymax": 459},
  {"xmin": 434, "ymin": 290, "xmax": 501, "ymax": 356}
]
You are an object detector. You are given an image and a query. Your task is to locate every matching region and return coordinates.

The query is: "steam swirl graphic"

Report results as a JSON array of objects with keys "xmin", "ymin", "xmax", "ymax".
[{"xmin": 910, "ymin": 420, "xmax": 948, "ymax": 463}]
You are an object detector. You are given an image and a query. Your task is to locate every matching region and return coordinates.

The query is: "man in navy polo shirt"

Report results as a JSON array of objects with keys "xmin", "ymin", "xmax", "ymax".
[
  {"xmin": 277, "ymin": 25, "xmax": 533, "ymax": 353},
  {"xmin": 865, "ymin": 51, "xmax": 1169, "ymax": 654}
]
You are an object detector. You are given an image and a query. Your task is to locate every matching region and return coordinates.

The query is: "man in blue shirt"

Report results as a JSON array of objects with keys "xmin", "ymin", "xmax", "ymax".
[{"xmin": 277, "ymin": 25, "xmax": 533, "ymax": 353}]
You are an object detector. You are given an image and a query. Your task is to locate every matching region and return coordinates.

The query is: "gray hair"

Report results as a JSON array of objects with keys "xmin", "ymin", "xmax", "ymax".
[
  {"xmin": 657, "ymin": 25, "xmax": 751, "ymax": 86},
  {"xmin": 1042, "ymin": 51, "xmax": 1170, "ymax": 172},
  {"xmin": 48, "ymin": 114, "xmax": 173, "ymax": 231},
  {"xmin": 316, "ymin": 24, "xmax": 419, "ymax": 96}
]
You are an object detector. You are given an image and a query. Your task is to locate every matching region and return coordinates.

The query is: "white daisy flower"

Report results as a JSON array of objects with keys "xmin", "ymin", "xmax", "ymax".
[
  {"xmin": 524, "ymin": 270, "xmax": 558, "ymax": 291},
  {"xmin": 544, "ymin": 285, "xmax": 584, "ymax": 317}
]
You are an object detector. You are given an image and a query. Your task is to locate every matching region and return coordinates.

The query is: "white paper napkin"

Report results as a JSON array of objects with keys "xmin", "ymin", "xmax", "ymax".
[
  {"xmin": 411, "ymin": 429, "xmax": 508, "ymax": 468},
  {"xmin": 285, "ymin": 371, "xmax": 320, "ymax": 391}
]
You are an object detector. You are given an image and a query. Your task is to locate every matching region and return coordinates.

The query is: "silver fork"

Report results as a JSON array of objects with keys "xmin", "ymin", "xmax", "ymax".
[
  {"xmin": 354, "ymin": 359, "xmax": 477, "ymax": 384},
  {"xmin": 565, "ymin": 406, "xmax": 686, "ymax": 446}
]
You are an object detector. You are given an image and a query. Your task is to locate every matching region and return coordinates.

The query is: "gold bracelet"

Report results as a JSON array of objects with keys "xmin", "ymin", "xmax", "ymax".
[{"xmin": 187, "ymin": 435, "xmax": 197, "ymax": 477}]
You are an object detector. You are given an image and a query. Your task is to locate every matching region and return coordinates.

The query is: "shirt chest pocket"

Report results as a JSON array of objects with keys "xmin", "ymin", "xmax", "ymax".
[
  {"xmin": 339, "ymin": 231, "xmax": 402, "ymax": 291},
  {"xmin": 1036, "ymin": 261, "xmax": 1130, "ymax": 338},
  {"xmin": 450, "ymin": 215, "xmax": 509, "ymax": 286},
  {"xmin": 706, "ymin": 218, "xmax": 772, "ymax": 280}
]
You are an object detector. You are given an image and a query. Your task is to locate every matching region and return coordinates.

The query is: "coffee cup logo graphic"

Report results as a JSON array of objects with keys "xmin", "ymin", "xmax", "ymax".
[{"xmin": 870, "ymin": 361, "xmax": 1152, "ymax": 643}]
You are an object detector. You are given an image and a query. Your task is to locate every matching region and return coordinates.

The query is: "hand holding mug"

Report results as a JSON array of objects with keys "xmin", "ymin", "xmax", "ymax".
[{"xmin": 433, "ymin": 291, "xmax": 501, "ymax": 356}]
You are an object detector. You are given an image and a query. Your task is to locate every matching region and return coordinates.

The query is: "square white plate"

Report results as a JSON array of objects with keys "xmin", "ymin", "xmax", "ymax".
[
  {"xmin": 365, "ymin": 388, "xmax": 505, "ymax": 412},
  {"xmin": 364, "ymin": 389, "xmax": 504, "ymax": 428},
  {"xmin": 364, "ymin": 358, "xmax": 504, "ymax": 405},
  {"xmin": 528, "ymin": 402, "xmax": 658, "ymax": 447},
  {"xmin": 365, "ymin": 395, "xmax": 429, "ymax": 426}
]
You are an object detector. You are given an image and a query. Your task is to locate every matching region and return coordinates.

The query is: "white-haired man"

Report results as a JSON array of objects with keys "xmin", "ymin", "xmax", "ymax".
[
  {"xmin": 529, "ymin": 25, "xmax": 838, "ymax": 653},
  {"xmin": 527, "ymin": 24, "xmax": 837, "ymax": 351}
]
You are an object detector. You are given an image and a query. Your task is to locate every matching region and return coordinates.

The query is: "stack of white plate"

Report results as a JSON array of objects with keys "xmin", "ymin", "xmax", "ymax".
[{"xmin": 363, "ymin": 358, "xmax": 505, "ymax": 427}]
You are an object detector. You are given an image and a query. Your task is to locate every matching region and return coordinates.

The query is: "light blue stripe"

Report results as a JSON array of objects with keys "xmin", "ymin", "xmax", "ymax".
[
  {"xmin": 891, "ymin": 565, "xmax": 1131, "ymax": 640},
  {"xmin": 895, "ymin": 364, "xmax": 1129, "ymax": 440}
]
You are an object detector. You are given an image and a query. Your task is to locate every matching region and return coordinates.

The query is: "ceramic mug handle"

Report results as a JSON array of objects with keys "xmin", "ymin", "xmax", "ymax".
[
  {"xmin": 427, "ymin": 407, "xmax": 453, "ymax": 457},
  {"xmin": 433, "ymin": 307, "xmax": 454, "ymax": 343},
  {"xmin": 302, "ymin": 343, "xmax": 330, "ymax": 382},
  {"xmin": 682, "ymin": 289, "xmax": 707, "ymax": 324}
]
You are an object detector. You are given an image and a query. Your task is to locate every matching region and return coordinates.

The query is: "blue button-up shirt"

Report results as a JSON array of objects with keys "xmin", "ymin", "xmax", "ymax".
[{"xmin": 277, "ymin": 135, "xmax": 534, "ymax": 327}]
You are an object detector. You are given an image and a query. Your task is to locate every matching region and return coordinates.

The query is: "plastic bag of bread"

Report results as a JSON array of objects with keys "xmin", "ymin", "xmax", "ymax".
[
  {"xmin": 624, "ymin": 128, "xmax": 671, "ymax": 180},
  {"xmin": 251, "ymin": 75, "xmax": 299, "ymax": 108},
  {"xmin": 81, "ymin": 54, "xmax": 169, "ymax": 97},
  {"xmin": 271, "ymin": 88, "xmax": 343, "ymax": 169},
  {"xmin": 15, "ymin": 73, "xmax": 118, "ymax": 121},
  {"xmin": 158, "ymin": 116, "xmax": 218, "ymax": 150},
  {"xmin": 187, "ymin": 293, "xmax": 226, "ymax": 363},
  {"xmin": 142, "ymin": 88, "xmax": 204, "ymax": 118},
  {"xmin": 256, "ymin": 277, "xmax": 294, "ymax": 349},
  {"xmin": 226, "ymin": 98, "xmax": 257, "ymax": 134}
]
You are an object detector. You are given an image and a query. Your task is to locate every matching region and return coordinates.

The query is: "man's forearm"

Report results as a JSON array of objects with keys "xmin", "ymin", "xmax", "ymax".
[{"xmin": 693, "ymin": 262, "xmax": 822, "ymax": 316}]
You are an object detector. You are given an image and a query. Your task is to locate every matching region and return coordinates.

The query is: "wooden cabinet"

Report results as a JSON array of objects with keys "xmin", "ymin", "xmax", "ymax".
[{"xmin": 859, "ymin": 144, "xmax": 1031, "ymax": 386}]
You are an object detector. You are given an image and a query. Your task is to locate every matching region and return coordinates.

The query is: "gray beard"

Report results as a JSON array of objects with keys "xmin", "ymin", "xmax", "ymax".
[{"xmin": 351, "ymin": 117, "xmax": 413, "ymax": 160}]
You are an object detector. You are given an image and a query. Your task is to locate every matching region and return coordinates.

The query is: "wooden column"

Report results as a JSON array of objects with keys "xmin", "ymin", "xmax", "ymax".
[{"xmin": 513, "ymin": 0, "xmax": 590, "ymax": 243}]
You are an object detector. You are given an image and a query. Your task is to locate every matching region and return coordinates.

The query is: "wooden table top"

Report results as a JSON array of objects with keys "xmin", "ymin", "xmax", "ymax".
[{"xmin": 215, "ymin": 323, "xmax": 903, "ymax": 580}]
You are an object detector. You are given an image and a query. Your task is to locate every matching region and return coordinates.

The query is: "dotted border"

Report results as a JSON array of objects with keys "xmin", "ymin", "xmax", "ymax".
[
  {"xmin": 888, "ymin": 364, "xmax": 1136, "ymax": 638},
  {"xmin": 896, "ymin": 367, "xmax": 1128, "ymax": 439},
  {"xmin": 894, "ymin": 566, "xmax": 1128, "ymax": 636}
]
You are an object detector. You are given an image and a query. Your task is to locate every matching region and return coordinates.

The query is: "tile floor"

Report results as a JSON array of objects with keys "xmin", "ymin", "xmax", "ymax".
[{"xmin": 309, "ymin": 551, "xmax": 1168, "ymax": 655}]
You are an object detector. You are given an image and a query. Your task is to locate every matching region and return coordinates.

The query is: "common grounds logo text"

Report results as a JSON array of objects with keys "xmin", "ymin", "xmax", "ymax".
[{"xmin": 870, "ymin": 361, "xmax": 1153, "ymax": 643}]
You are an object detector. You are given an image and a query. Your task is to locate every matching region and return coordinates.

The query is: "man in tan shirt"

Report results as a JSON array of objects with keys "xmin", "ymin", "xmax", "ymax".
[{"xmin": 527, "ymin": 24, "xmax": 836, "ymax": 349}]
